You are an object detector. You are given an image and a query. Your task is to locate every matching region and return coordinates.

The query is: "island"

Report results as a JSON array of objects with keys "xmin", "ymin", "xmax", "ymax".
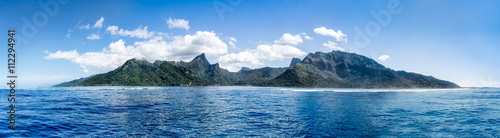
[{"xmin": 56, "ymin": 51, "xmax": 460, "ymax": 88}]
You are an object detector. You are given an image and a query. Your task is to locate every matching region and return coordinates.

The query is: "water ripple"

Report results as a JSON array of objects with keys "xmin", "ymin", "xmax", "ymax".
[{"xmin": 0, "ymin": 87, "xmax": 498, "ymax": 137}]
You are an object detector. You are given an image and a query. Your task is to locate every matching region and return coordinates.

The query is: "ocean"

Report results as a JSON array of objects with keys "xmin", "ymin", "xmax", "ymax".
[{"xmin": 1, "ymin": 86, "xmax": 499, "ymax": 137}]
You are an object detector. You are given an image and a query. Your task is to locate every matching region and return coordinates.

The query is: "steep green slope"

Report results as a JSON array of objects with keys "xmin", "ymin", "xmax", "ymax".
[
  {"xmin": 175, "ymin": 54, "xmax": 237, "ymax": 85},
  {"xmin": 175, "ymin": 53, "xmax": 289, "ymax": 85},
  {"xmin": 58, "ymin": 59, "xmax": 211, "ymax": 86},
  {"xmin": 54, "ymin": 77, "xmax": 89, "ymax": 87},
  {"xmin": 289, "ymin": 57, "xmax": 302, "ymax": 67},
  {"xmin": 56, "ymin": 51, "xmax": 459, "ymax": 88},
  {"xmin": 235, "ymin": 67, "xmax": 287, "ymax": 85},
  {"xmin": 260, "ymin": 51, "xmax": 460, "ymax": 88}
]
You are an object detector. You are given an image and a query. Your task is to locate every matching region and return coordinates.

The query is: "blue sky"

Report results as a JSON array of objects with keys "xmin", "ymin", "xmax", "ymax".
[{"xmin": 1, "ymin": 0, "xmax": 499, "ymax": 88}]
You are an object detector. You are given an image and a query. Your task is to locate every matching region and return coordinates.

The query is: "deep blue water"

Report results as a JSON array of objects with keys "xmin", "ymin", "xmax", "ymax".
[{"xmin": 0, "ymin": 87, "xmax": 499, "ymax": 137}]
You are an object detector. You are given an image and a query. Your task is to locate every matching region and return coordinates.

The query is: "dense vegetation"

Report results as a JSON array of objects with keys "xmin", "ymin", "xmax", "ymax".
[
  {"xmin": 56, "ymin": 51, "xmax": 459, "ymax": 88},
  {"xmin": 56, "ymin": 54, "xmax": 287, "ymax": 86},
  {"xmin": 174, "ymin": 54, "xmax": 237, "ymax": 85},
  {"xmin": 59, "ymin": 59, "xmax": 211, "ymax": 86},
  {"xmin": 259, "ymin": 51, "xmax": 460, "ymax": 88},
  {"xmin": 234, "ymin": 67, "xmax": 287, "ymax": 85}
]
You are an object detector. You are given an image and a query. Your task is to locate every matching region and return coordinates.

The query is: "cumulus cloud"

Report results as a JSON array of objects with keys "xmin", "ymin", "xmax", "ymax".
[
  {"xmin": 378, "ymin": 55, "xmax": 390, "ymax": 61},
  {"xmin": 45, "ymin": 31, "xmax": 228, "ymax": 71},
  {"xmin": 254, "ymin": 44, "xmax": 306, "ymax": 61},
  {"xmin": 314, "ymin": 27, "xmax": 347, "ymax": 42},
  {"xmin": 163, "ymin": 31, "xmax": 228, "ymax": 60},
  {"xmin": 216, "ymin": 51, "xmax": 263, "ymax": 72},
  {"xmin": 93, "ymin": 16, "xmax": 104, "ymax": 28},
  {"xmin": 216, "ymin": 33, "xmax": 308, "ymax": 72},
  {"xmin": 106, "ymin": 26, "xmax": 119, "ymax": 34},
  {"xmin": 86, "ymin": 33, "xmax": 102, "ymax": 40},
  {"xmin": 216, "ymin": 44, "xmax": 306, "ymax": 72},
  {"xmin": 106, "ymin": 26, "xmax": 156, "ymax": 39},
  {"xmin": 166, "ymin": 18, "xmax": 190, "ymax": 30},
  {"xmin": 274, "ymin": 33, "xmax": 303, "ymax": 45},
  {"xmin": 323, "ymin": 41, "xmax": 344, "ymax": 51}
]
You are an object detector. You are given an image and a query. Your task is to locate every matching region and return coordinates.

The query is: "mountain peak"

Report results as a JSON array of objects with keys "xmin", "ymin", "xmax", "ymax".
[
  {"xmin": 198, "ymin": 53, "xmax": 206, "ymax": 58},
  {"xmin": 127, "ymin": 58, "xmax": 138, "ymax": 62},
  {"xmin": 123, "ymin": 58, "xmax": 139, "ymax": 65},
  {"xmin": 123, "ymin": 58, "xmax": 152, "ymax": 65},
  {"xmin": 190, "ymin": 53, "xmax": 210, "ymax": 67},
  {"xmin": 289, "ymin": 57, "xmax": 302, "ymax": 67},
  {"xmin": 261, "ymin": 50, "xmax": 459, "ymax": 88},
  {"xmin": 239, "ymin": 67, "xmax": 251, "ymax": 72}
]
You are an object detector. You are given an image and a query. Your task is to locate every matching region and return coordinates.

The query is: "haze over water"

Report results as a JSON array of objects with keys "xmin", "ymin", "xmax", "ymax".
[{"xmin": 1, "ymin": 87, "xmax": 499, "ymax": 137}]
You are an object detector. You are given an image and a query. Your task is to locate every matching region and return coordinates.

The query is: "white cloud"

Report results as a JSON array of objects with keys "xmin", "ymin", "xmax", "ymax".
[
  {"xmin": 274, "ymin": 33, "xmax": 303, "ymax": 45},
  {"xmin": 378, "ymin": 55, "xmax": 390, "ymax": 61},
  {"xmin": 227, "ymin": 37, "xmax": 237, "ymax": 48},
  {"xmin": 229, "ymin": 41, "xmax": 236, "ymax": 47},
  {"xmin": 217, "ymin": 33, "xmax": 308, "ymax": 72},
  {"xmin": 166, "ymin": 18, "xmax": 190, "ymax": 30},
  {"xmin": 216, "ymin": 44, "xmax": 306, "ymax": 72},
  {"xmin": 216, "ymin": 51, "xmax": 263, "ymax": 72},
  {"xmin": 93, "ymin": 16, "xmax": 104, "ymax": 28},
  {"xmin": 304, "ymin": 35, "xmax": 312, "ymax": 40},
  {"xmin": 78, "ymin": 24, "xmax": 90, "ymax": 30},
  {"xmin": 323, "ymin": 41, "xmax": 345, "ymax": 51},
  {"xmin": 170, "ymin": 31, "xmax": 227, "ymax": 57},
  {"xmin": 254, "ymin": 44, "xmax": 306, "ymax": 61},
  {"xmin": 83, "ymin": 68, "xmax": 89, "ymax": 73},
  {"xmin": 301, "ymin": 32, "xmax": 313, "ymax": 40},
  {"xmin": 138, "ymin": 31, "xmax": 228, "ymax": 61},
  {"xmin": 45, "ymin": 31, "xmax": 228, "ymax": 70},
  {"xmin": 314, "ymin": 27, "xmax": 347, "ymax": 42},
  {"xmin": 77, "ymin": 17, "xmax": 104, "ymax": 29},
  {"xmin": 44, "ymin": 49, "xmax": 80, "ymax": 60},
  {"xmin": 106, "ymin": 26, "xmax": 119, "ymax": 35},
  {"xmin": 86, "ymin": 33, "xmax": 102, "ymax": 40},
  {"xmin": 106, "ymin": 26, "xmax": 156, "ymax": 39}
]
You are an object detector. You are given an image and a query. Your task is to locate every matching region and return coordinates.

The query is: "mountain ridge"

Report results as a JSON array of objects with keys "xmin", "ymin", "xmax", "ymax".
[
  {"xmin": 56, "ymin": 51, "xmax": 460, "ymax": 88},
  {"xmin": 58, "ymin": 58, "xmax": 211, "ymax": 86},
  {"xmin": 259, "ymin": 51, "xmax": 459, "ymax": 88}
]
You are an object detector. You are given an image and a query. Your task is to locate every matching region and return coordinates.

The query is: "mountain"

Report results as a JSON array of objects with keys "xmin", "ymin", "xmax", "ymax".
[
  {"xmin": 56, "ymin": 54, "xmax": 293, "ymax": 87},
  {"xmin": 56, "ymin": 52, "xmax": 459, "ymax": 88},
  {"xmin": 259, "ymin": 51, "xmax": 460, "ymax": 88},
  {"xmin": 175, "ymin": 53, "xmax": 289, "ymax": 85},
  {"xmin": 235, "ymin": 67, "xmax": 287, "ymax": 85},
  {"xmin": 57, "ymin": 59, "xmax": 211, "ymax": 86},
  {"xmin": 174, "ymin": 53, "xmax": 237, "ymax": 85},
  {"xmin": 54, "ymin": 77, "xmax": 88, "ymax": 87},
  {"xmin": 239, "ymin": 67, "xmax": 252, "ymax": 72},
  {"xmin": 289, "ymin": 57, "xmax": 301, "ymax": 67}
]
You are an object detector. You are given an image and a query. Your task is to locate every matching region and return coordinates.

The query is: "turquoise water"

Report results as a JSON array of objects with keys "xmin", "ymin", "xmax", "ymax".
[{"xmin": 1, "ymin": 87, "xmax": 499, "ymax": 137}]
